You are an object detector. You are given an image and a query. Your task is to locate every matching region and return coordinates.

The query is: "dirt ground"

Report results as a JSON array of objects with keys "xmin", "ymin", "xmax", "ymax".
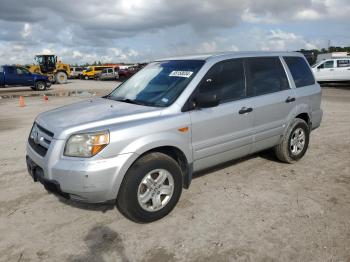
[{"xmin": 0, "ymin": 81, "xmax": 349, "ymax": 262}]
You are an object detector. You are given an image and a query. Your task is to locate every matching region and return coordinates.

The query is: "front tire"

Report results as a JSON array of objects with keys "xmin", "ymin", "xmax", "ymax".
[
  {"xmin": 274, "ymin": 118, "xmax": 310, "ymax": 163},
  {"xmin": 34, "ymin": 81, "xmax": 47, "ymax": 91},
  {"xmin": 55, "ymin": 72, "xmax": 67, "ymax": 84},
  {"xmin": 117, "ymin": 152, "xmax": 183, "ymax": 223}
]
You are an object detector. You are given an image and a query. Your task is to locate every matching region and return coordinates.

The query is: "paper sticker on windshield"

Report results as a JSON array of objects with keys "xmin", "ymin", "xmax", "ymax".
[{"xmin": 169, "ymin": 71, "xmax": 193, "ymax": 78}]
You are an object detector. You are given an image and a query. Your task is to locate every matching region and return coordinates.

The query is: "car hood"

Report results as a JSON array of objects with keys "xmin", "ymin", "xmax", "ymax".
[{"xmin": 35, "ymin": 97, "xmax": 162, "ymax": 139}]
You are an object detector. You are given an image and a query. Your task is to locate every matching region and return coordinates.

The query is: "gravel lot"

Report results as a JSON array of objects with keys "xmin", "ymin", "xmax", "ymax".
[{"xmin": 0, "ymin": 81, "xmax": 349, "ymax": 262}]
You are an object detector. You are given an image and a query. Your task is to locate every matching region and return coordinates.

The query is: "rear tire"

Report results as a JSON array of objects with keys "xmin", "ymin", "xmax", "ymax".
[
  {"xmin": 55, "ymin": 72, "xmax": 67, "ymax": 84},
  {"xmin": 117, "ymin": 152, "xmax": 183, "ymax": 223},
  {"xmin": 274, "ymin": 118, "xmax": 310, "ymax": 163},
  {"xmin": 35, "ymin": 81, "xmax": 47, "ymax": 91}
]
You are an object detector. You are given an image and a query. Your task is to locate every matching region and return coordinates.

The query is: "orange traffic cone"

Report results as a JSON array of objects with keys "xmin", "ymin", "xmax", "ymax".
[
  {"xmin": 19, "ymin": 96, "xmax": 25, "ymax": 107},
  {"xmin": 43, "ymin": 95, "xmax": 48, "ymax": 101}
]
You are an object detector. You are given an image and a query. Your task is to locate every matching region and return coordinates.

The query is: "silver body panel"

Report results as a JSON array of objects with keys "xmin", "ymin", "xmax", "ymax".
[{"xmin": 26, "ymin": 51, "xmax": 323, "ymax": 203}]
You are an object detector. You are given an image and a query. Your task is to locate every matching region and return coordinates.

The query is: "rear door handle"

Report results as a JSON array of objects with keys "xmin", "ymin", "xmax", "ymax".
[
  {"xmin": 239, "ymin": 107, "xmax": 253, "ymax": 114},
  {"xmin": 285, "ymin": 97, "xmax": 296, "ymax": 103}
]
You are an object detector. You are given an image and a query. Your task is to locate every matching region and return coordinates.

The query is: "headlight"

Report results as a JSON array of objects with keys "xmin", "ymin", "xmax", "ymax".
[{"xmin": 64, "ymin": 131, "xmax": 109, "ymax": 157}]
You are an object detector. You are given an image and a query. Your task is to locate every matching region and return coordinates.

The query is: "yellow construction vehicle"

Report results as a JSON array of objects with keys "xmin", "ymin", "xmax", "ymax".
[{"xmin": 27, "ymin": 55, "xmax": 71, "ymax": 84}]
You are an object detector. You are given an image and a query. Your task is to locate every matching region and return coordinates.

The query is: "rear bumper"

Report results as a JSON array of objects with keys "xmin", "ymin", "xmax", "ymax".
[{"xmin": 311, "ymin": 109, "xmax": 323, "ymax": 130}]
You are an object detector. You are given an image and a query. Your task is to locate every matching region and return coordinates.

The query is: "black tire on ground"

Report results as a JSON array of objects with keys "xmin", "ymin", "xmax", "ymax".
[
  {"xmin": 55, "ymin": 72, "xmax": 68, "ymax": 84},
  {"xmin": 35, "ymin": 81, "xmax": 47, "ymax": 91},
  {"xmin": 274, "ymin": 118, "xmax": 310, "ymax": 163},
  {"xmin": 117, "ymin": 152, "xmax": 183, "ymax": 223}
]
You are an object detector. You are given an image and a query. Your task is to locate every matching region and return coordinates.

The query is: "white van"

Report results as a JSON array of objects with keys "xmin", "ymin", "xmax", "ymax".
[{"xmin": 312, "ymin": 58, "xmax": 350, "ymax": 82}]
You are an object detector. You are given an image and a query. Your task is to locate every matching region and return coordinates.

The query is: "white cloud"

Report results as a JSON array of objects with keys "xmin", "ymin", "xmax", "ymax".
[
  {"xmin": 20, "ymin": 23, "xmax": 32, "ymax": 38},
  {"xmin": 0, "ymin": 0, "xmax": 349, "ymax": 64},
  {"xmin": 257, "ymin": 29, "xmax": 319, "ymax": 51}
]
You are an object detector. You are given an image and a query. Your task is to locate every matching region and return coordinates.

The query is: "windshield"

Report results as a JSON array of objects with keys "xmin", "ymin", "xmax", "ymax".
[
  {"xmin": 107, "ymin": 60, "xmax": 204, "ymax": 107},
  {"xmin": 86, "ymin": 67, "xmax": 93, "ymax": 72}
]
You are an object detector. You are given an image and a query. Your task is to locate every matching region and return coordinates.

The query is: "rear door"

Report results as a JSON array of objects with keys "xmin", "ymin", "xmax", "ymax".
[
  {"xmin": 189, "ymin": 59, "xmax": 254, "ymax": 171},
  {"xmin": 284, "ymin": 56, "xmax": 321, "ymax": 130},
  {"xmin": 334, "ymin": 59, "xmax": 350, "ymax": 81},
  {"xmin": 244, "ymin": 57, "xmax": 295, "ymax": 153}
]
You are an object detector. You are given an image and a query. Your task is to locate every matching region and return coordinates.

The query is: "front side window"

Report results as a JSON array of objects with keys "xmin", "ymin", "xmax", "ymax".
[
  {"xmin": 198, "ymin": 59, "xmax": 245, "ymax": 103},
  {"xmin": 284, "ymin": 56, "xmax": 315, "ymax": 88},
  {"xmin": 245, "ymin": 57, "xmax": 289, "ymax": 96},
  {"xmin": 108, "ymin": 60, "xmax": 204, "ymax": 107},
  {"xmin": 16, "ymin": 67, "xmax": 30, "ymax": 75},
  {"xmin": 337, "ymin": 60, "xmax": 350, "ymax": 68},
  {"xmin": 318, "ymin": 61, "xmax": 334, "ymax": 69}
]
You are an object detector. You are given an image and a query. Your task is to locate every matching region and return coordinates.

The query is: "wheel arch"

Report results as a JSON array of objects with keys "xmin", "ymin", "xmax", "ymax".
[
  {"xmin": 140, "ymin": 146, "xmax": 192, "ymax": 189},
  {"xmin": 55, "ymin": 69, "xmax": 68, "ymax": 75},
  {"xmin": 109, "ymin": 143, "xmax": 193, "ymax": 201},
  {"xmin": 295, "ymin": 112, "xmax": 311, "ymax": 129}
]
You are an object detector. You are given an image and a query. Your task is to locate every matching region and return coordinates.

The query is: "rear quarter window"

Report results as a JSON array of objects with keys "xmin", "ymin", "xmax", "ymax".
[
  {"xmin": 337, "ymin": 60, "xmax": 350, "ymax": 68},
  {"xmin": 284, "ymin": 56, "xmax": 315, "ymax": 87}
]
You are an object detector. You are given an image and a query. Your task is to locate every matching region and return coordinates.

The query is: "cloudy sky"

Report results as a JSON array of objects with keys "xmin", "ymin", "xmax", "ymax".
[{"xmin": 0, "ymin": 0, "xmax": 349, "ymax": 64}]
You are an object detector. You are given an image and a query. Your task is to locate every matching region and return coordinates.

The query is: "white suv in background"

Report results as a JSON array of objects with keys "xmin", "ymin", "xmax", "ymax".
[{"xmin": 312, "ymin": 58, "xmax": 350, "ymax": 82}]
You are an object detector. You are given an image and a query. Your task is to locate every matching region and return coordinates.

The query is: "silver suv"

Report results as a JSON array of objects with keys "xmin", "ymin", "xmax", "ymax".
[
  {"xmin": 26, "ymin": 52, "xmax": 323, "ymax": 222},
  {"xmin": 99, "ymin": 67, "xmax": 119, "ymax": 81}
]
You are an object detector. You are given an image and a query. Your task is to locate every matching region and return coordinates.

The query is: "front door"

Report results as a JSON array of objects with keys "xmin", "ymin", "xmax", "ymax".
[
  {"xmin": 15, "ymin": 67, "xmax": 34, "ymax": 86},
  {"xmin": 314, "ymin": 60, "xmax": 335, "ymax": 81},
  {"xmin": 189, "ymin": 59, "xmax": 254, "ymax": 171}
]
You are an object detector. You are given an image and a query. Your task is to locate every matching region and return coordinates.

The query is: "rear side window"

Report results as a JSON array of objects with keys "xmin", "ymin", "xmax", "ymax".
[
  {"xmin": 198, "ymin": 59, "xmax": 246, "ymax": 103},
  {"xmin": 245, "ymin": 57, "xmax": 289, "ymax": 97},
  {"xmin": 284, "ymin": 56, "xmax": 315, "ymax": 88},
  {"xmin": 337, "ymin": 60, "xmax": 350, "ymax": 68}
]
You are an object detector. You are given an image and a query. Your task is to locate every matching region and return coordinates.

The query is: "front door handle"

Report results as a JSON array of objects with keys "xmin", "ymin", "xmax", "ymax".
[
  {"xmin": 239, "ymin": 107, "xmax": 253, "ymax": 114},
  {"xmin": 285, "ymin": 97, "xmax": 296, "ymax": 103}
]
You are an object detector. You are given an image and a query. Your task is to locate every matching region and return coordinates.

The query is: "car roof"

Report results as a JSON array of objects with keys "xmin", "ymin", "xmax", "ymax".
[{"xmin": 156, "ymin": 51, "xmax": 304, "ymax": 62}]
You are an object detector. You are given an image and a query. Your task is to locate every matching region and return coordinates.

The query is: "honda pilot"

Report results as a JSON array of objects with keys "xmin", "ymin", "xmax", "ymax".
[{"xmin": 26, "ymin": 52, "xmax": 323, "ymax": 222}]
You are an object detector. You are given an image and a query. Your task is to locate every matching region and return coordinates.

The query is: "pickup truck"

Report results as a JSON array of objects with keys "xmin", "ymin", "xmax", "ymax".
[{"xmin": 0, "ymin": 65, "xmax": 51, "ymax": 91}]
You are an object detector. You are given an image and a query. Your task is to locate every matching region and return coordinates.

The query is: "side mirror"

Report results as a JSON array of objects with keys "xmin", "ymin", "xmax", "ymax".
[{"xmin": 194, "ymin": 93, "xmax": 220, "ymax": 109}]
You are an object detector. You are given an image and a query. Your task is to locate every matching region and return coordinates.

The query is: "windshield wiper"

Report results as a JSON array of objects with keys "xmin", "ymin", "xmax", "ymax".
[
  {"xmin": 111, "ymin": 98, "xmax": 147, "ymax": 106},
  {"xmin": 105, "ymin": 96, "xmax": 157, "ymax": 107}
]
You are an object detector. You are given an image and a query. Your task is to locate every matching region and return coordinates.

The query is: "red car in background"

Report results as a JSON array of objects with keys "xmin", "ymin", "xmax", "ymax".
[{"xmin": 118, "ymin": 63, "xmax": 147, "ymax": 81}]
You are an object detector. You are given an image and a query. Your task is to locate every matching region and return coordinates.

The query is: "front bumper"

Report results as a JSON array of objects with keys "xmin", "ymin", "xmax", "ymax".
[{"xmin": 26, "ymin": 140, "xmax": 136, "ymax": 203}]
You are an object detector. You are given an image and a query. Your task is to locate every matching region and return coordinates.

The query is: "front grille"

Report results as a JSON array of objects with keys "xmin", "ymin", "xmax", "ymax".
[{"xmin": 28, "ymin": 123, "xmax": 54, "ymax": 157}]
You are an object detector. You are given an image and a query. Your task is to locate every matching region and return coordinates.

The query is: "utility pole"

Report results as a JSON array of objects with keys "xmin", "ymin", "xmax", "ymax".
[{"xmin": 327, "ymin": 40, "xmax": 331, "ymax": 51}]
